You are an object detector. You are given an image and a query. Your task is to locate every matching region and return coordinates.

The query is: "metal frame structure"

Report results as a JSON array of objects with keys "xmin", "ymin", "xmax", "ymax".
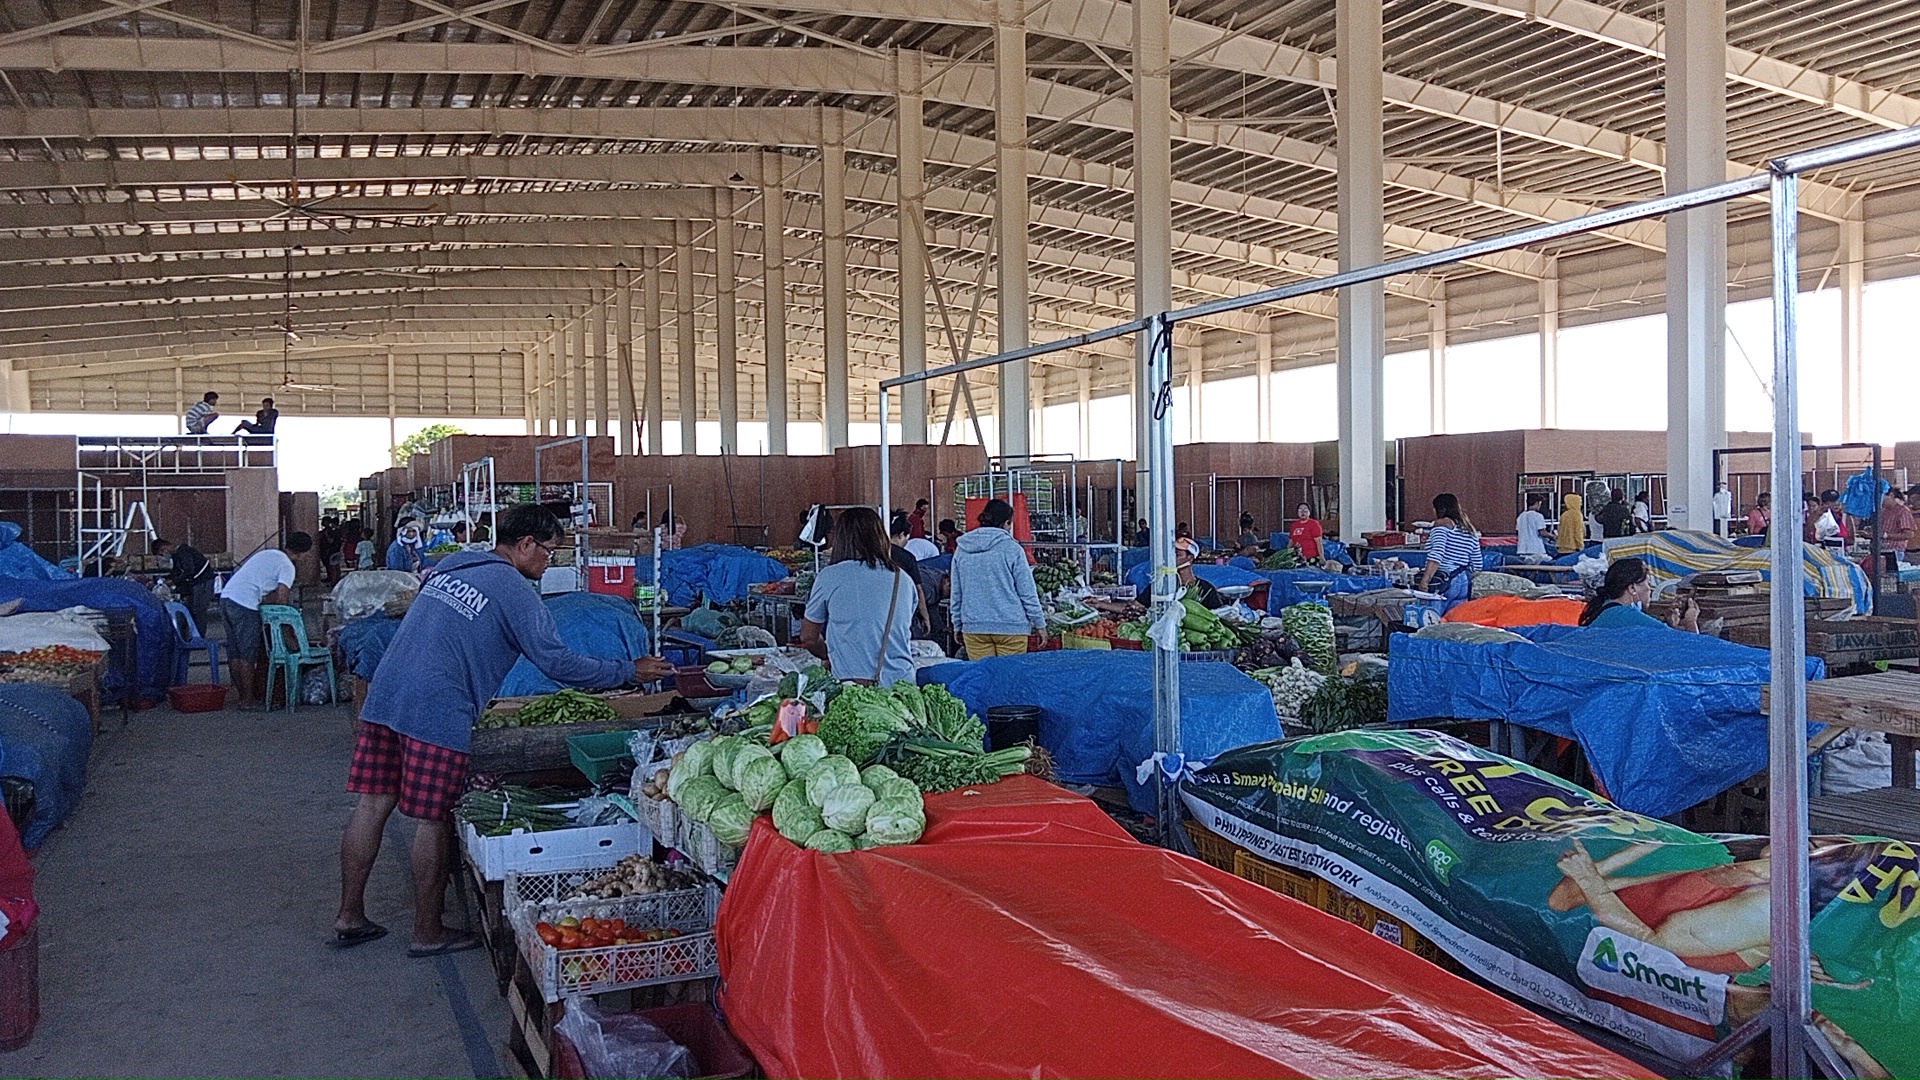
[
  {"xmin": 883, "ymin": 120, "xmax": 1920, "ymax": 1079},
  {"xmin": 458, "ymin": 455, "xmax": 499, "ymax": 543},
  {"xmin": 533, "ymin": 435, "xmax": 593, "ymax": 587},
  {"xmin": 1187, "ymin": 474, "xmax": 1314, "ymax": 550}
]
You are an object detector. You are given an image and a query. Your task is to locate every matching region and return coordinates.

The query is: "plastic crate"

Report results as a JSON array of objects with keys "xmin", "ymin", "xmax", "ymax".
[
  {"xmin": 460, "ymin": 818, "xmax": 650, "ymax": 882},
  {"xmin": 552, "ymin": 1003, "xmax": 754, "ymax": 1080},
  {"xmin": 1232, "ymin": 849, "xmax": 1326, "ymax": 907},
  {"xmin": 1182, "ymin": 819, "xmax": 1241, "ymax": 873},
  {"xmin": 510, "ymin": 884, "xmax": 722, "ymax": 1001},
  {"xmin": 635, "ymin": 794, "xmax": 680, "ymax": 851},
  {"xmin": 1060, "ymin": 633, "xmax": 1112, "ymax": 650},
  {"xmin": 1319, "ymin": 885, "xmax": 1460, "ymax": 972},
  {"xmin": 566, "ymin": 729, "xmax": 639, "ymax": 785},
  {"xmin": 1180, "ymin": 649, "xmax": 1237, "ymax": 663},
  {"xmin": 675, "ymin": 819, "xmax": 739, "ymax": 880},
  {"xmin": 0, "ymin": 924, "xmax": 37, "ymax": 1052}
]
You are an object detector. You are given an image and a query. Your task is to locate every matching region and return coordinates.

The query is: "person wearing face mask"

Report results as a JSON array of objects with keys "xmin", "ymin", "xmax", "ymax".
[
  {"xmin": 1578, "ymin": 557, "xmax": 1698, "ymax": 631},
  {"xmin": 386, "ymin": 520, "xmax": 426, "ymax": 573}
]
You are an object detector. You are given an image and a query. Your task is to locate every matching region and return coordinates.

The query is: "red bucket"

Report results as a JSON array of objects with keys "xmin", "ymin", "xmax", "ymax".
[
  {"xmin": 0, "ymin": 924, "xmax": 39, "ymax": 1051},
  {"xmin": 167, "ymin": 684, "xmax": 228, "ymax": 713}
]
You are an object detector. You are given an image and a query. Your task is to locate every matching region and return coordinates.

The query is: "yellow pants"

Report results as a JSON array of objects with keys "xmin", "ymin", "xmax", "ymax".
[{"xmin": 963, "ymin": 633, "xmax": 1031, "ymax": 661}]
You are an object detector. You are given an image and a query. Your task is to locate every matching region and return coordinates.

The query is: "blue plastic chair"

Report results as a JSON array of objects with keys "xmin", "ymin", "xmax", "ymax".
[
  {"xmin": 166, "ymin": 601, "xmax": 221, "ymax": 686},
  {"xmin": 259, "ymin": 604, "xmax": 337, "ymax": 712}
]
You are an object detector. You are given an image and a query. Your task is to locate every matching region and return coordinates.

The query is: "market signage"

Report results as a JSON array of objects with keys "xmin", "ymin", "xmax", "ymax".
[{"xmin": 1182, "ymin": 730, "xmax": 1916, "ymax": 1078}]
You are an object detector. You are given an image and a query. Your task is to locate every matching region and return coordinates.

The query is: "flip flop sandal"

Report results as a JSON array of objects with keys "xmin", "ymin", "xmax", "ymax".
[
  {"xmin": 329, "ymin": 922, "xmax": 389, "ymax": 949},
  {"xmin": 407, "ymin": 933, "xmax": 481, "ymax": 959}
]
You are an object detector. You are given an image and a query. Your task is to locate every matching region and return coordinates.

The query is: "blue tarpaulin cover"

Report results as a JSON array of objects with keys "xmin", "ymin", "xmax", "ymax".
[
  {"xmin": 635, "ymin": 543, "xmax": 789, "ymax": 606},
  {"xmin": 0, "ymin": 577, "xmax": 174, "ymax": 703},
  {"xmin": 1386, "ymin": 623, "xmax": 1824, "ymax": 817},
  {"xmin": 919, "ymin": 651, "xmax": 1278, "ymax": 813},
  {"xmin": 1257, "ymin": 569, "xmax": 1381, "ymax": 613},
  {"xmin": 497, "ymin": 592, "xmax": 651, "ymax": 697},
  {"xmin": 0, "ymin": 684, "xmax": 93, "ymax": 848},
  {"xmin": 0, "ymin": 523, "xmax": 69, "ymax": 582},
  {"xmin": 337, "ymin": 614, "xmax": 401, "ymax": 680}
]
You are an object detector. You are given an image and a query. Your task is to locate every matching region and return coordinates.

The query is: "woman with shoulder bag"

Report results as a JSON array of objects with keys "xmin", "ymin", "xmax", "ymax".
[{"xmin": 800, "ymin": 507, "xmax": 917, "ymax": 686}]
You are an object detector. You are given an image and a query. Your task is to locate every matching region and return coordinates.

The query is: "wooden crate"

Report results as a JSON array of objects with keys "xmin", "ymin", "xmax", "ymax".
[
  {"xmin": 471, "ymin": 691, "xmax": 683, "ymax": 774},
  {"xmin": 1725, "ymin": 615, "xmax": 1917, "ymax": 668},
  {"xmin": 1809, "ymin": 787, "xmax": 1920, "ymax": 845},
  {"xmin": 504, "ymin": 956, "xmax": 715, "ymax": 1079}
]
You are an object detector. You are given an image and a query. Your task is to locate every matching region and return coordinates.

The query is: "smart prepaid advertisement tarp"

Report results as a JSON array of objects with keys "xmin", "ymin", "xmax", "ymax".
[{"xmin": 1181, "ymin": 730, "xmax": 1917, "ymax": 1078}]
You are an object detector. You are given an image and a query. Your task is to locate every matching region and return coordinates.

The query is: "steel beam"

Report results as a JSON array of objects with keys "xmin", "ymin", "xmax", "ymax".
[
  {"xmin": 1134, "ymin": 0, "xmax": 1173, "ymax": 470},
  {"xmin": 896, "ymin": 50, "xmax": 931, "ymax": 443},
  {"xmin": 716, "ymin": 188, "xmax": 739, "ymax": 454}
]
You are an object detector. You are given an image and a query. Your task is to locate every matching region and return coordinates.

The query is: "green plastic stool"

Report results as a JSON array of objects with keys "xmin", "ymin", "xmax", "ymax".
[{"xmin": 259, "ymin": 604, "xmax": 338, "ymax": 712}]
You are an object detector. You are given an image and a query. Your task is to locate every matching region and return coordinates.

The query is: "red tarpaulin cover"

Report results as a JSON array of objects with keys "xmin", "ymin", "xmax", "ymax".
[{"xmin": 715, "ymin": 776, "xmax": 1652, "ymax": 1079}]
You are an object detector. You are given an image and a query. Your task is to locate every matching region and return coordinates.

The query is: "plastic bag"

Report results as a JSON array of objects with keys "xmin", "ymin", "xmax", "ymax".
[
  {"xmin": 300, "ymin": 666, "xmax": 334, "ymax": 705},
  {"xmin": 331, "ymin": 570, "xmax": 419, "ymax": 621},
  {"xmin": 556, "ymin": 998, "xmax": 696, "ymax": 1080}
]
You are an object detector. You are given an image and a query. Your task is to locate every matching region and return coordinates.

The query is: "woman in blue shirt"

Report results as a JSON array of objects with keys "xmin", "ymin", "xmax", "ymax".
[{"xmin": 1578, "ymin": 557, "xmax": 1699, "ymax": 631}]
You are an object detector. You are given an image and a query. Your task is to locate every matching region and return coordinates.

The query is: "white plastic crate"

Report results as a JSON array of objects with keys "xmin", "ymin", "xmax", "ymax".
[
  {"xmin": 460, "ymin": 818, "xmax": 651, "ymax": 882},
  {"xmin": 633, "ymin": 794, "xmax": 680, "ymax": 852},
  {"xmin": 510, "ymin": 884, "xmax": 722, "ymax": 1001},
  {"xmin": 676, "ymin": 819, "xmax": 738, "ymax": 880}
]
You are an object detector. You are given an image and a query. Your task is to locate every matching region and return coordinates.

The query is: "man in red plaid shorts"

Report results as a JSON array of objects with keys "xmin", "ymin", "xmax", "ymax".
[{"xmin": 333, "ymin": 505, "xmax": 674, "ymax": 956}]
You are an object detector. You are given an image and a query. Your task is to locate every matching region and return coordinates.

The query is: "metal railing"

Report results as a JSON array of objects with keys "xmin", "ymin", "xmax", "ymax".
[
  {"xmin": 880, "ymin": 120, "xmax": 1920, "ymax": 1079},
  {"xmin": 75, "ymin": 433, "xmax": 276, "ymax": 473}
]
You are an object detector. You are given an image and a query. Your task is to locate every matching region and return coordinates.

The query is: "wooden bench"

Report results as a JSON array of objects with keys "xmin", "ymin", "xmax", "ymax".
[{"xmin": 1768, "ymin": 671, "xmax": 1920, "ymax": 841}]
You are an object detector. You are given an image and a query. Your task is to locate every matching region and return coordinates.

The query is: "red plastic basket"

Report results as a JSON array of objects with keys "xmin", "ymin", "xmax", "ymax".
[
  {"xmin": 551, "ymin": 1003, "xmax": 754, "ymax": 1080},
  {"xmin": 0, "ymin": 924, "xmax": 39, "ymax": 1052},
  {"xmin": 166, "ymin": 684, "xmax": 228, "ymax": 713}
]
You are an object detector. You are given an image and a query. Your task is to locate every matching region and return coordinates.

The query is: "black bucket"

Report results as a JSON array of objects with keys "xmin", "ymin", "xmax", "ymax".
[{"xmin": 985, "ymin": 705, "xmax": 1042, "ymax": 752}]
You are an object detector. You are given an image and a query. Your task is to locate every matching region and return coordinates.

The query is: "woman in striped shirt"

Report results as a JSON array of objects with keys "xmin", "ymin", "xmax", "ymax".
[{"xmin": 1416, "ymin": 492, "xmax": 1482, "ymax": 596}]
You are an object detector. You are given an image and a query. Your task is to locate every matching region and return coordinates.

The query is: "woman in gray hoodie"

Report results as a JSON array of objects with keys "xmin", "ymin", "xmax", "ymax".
[{"xmin": 950, "ymin": 498, "xmax": 1046, "ymax": 660}]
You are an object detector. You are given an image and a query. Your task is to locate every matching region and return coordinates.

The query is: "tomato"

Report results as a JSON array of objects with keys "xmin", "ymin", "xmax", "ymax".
[
  {"xmin": 558, "ymin": 929, "xmax": 584, "ymax": 950},
  {"xmin": 579, "ymin": 917, "xmax": 599, "ymax": 934},
  {"xmin": 590, "ymin": 930, "xmax": 617, "ymax": 948},
  {"xmin": 535, "ymin": 923, "xmax": 562, "ymax": 947},
  {"xmin": 604, "ymin": 918, "xmax": 626, "ymax": 934}
]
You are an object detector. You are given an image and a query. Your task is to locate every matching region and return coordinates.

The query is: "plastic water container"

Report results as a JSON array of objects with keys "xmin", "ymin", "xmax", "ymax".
[
  {"xmin": 0, "ymin": 924, "xmax": 39, "ymax": 1051},
  {"xmin": 985, "ymin": 705, "xmax": 1041, "ymax": 751}
]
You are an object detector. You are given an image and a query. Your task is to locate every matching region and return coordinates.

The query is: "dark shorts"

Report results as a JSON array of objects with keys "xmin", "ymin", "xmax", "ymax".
[
  {"xmin": 219, "ymin": 598, "xmax": 263, "ymax": 662},
  {"xmin": 346, "ymin": 721, "xmax": 471, "ymax": 821}
]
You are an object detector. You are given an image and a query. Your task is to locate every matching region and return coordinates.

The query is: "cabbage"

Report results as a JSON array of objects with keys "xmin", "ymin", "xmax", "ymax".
[
  {"xmin": 707, "ymin": 736, "xmax": 744, "ymax": 789},
  {"xmin": 860, "ymin": 763, "xmax": 899, "ymax": 790},
  {"xmin": 874, "ymin": 777, "xmax": 922, "ymax": 804},
  {"xmin": 707, "ymin": 793, "xmax": 755, "ymax": 847},
  {"xmin": 775, "ymin": 804, "xmax": 825, "ymax": 845},
  {"xmin": 728, "ymin": 743, "xmax": 775, "ymax": 792},
  {"xmin": 778, "ymin": 733, "xmax": 829, "ymax": 777},
  {"xmin": 675, "ymin": 776, "xmax": 728, "ymax": 824},
  {"xmin": 805, "ymin": 755, "xmax": 861, "ymax": 808},
  {"xmin": 736, "ymin": 753, "xmax": 788, "ymax": 812},
  {"xmin": 853, "ymin": 833, "xmax": 883, "ymax": 850},
  {"xmin": 667, "ymin": 740, "xmax": 715, "ymax": 801},
  {"xmin": 771, "ymin": 779, "xmax": 811, "ymax": 828},
  {"xmin": 821, "ymin": 783, "xmax": 876, "ymax": 834},
  {"xmin": 863, "ymin": 802, "xmax": 926, "ymax": 845},
  {"xmin": 803, "ymin": 828, "xmax": 855, "ymax": 853}
]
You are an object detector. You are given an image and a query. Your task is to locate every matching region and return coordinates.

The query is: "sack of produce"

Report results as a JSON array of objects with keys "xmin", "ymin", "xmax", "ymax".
[{"xmin": 1183, "ymin": 729, "xmax": 1920, "ymax": 1077}]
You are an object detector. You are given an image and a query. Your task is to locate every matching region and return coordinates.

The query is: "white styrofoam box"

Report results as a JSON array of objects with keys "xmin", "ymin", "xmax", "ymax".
[{"xmin": 459, "ymin": 819, "xmax": 651, "ymax": 882}]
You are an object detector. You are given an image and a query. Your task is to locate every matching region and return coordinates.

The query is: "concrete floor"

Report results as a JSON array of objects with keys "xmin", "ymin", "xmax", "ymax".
[{"xmin": 0, "ymin": 700, "xmax": 508, "ymax": 1079}]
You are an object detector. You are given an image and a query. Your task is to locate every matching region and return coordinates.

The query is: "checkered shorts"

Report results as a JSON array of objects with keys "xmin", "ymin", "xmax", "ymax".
[{"xmin": 346, "ymin": 721, "xmax": 470, "ymax": 821}]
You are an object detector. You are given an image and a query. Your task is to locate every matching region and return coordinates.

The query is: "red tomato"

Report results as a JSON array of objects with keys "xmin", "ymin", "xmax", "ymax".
[
  {"xmin": 579, "ymin": 917, "xmax": 599, "ymax": 934},
  {"xmin": 558, "ymin": 929, "xmax": 584, "ymax": 950},
  {"xmin": 604, "ymin": 918, "xmax": 626, "ymax": 934},
  {"xmin": 536, "ymin": 922, "xmax": 562, "ymax": 947}
]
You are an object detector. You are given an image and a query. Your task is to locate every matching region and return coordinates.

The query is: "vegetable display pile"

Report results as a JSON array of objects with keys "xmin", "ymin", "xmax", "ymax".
[
  {"xmin": 1258, "ymin": 547, "xmax": 1304, "ymax": 570},
  {"xmin": 477, "ymin": 688, "xmax": 618, "ymax": 730},
  {"xmin": 1250, "ymin": 659, "xmax": 1327, "ymax": 720},
  {"xmin": 1280, "ymin": 603, "xmax": 1338, "ymax": 674},
  {"xmin": 564, "ymin": 855, "xmax": 700, "ymax": 900},
  {"xmin": 1233, "ymin": 631, "xmax": 1302, "ymax": 671},
  {"xmin": 819, "ymin": 681, "xmax": 1030, "ymax": 794},
  {"xmin": 1177, "ymin": 596, "xmax": 1246, "ymax": 652},
  {"xmin": 706, "ymin": 655, "xmax": 759, "ymax": 676},
  {"xmin": 0, "ymin": 645, "xmax": 103, "ymax": 668},
  {"xmin": 456, "ymin": 786, "xmax": 576, "ymax": 835},
  {"xmin": 1296, "ymin": 664, "xmax": 1390, "ymax": 733},
  {"xmin": 1032, "ymin": 557, "xmax": 1082, "ymax": 596},
  {"xmin": 1067, "ymin": 619, "xmax": 1120, "ymax": 642},
  {"xmin": 533, "ymin": 915, "xmax": 686, "ymax": 951}
]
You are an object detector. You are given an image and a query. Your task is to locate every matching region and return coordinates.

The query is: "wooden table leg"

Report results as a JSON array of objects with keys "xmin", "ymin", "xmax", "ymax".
[{"xmin": 1893, "ymin": 734, "xmax": 1916, "ymax": 790}]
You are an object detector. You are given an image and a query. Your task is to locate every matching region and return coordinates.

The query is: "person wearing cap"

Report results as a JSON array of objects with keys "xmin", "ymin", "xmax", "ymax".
[
  {"xmin": 1175, "ymin": 537, "xmax": 1226, "ymax": 609},
  {"xmin": 950, "ymin": 498, "xmax": 1045, "ymax": 659}
]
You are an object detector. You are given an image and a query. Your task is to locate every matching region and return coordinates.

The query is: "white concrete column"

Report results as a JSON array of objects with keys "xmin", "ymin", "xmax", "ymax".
[
  {"xmin": 1840, "ymin": 210, "xmax": 1865, "ymax": 442},
  {"xmin": 761, "ymin": 156, "xmax": 789, "ymax": 456},
  {"xmin": 896, "ymin": 50, "xmax": 930, "ymax": 443},
  {"xmin": 643, "ymin": 247, "xmax": 666, "ymax": 456},
  {"xmin": 533, "ymin": 338, "xmax": 548, "ymax": 435},
  {"xmin": 1664, "ymin": 0, "xmax": 1729, "ymax": 530},
  {"xmin": 616, "ymin": 265, "xmax": 635, "ymax": 455},
  {"xmin": 386, "ymin": 347, "xmax": 399, "ymax": 454},
  {"xmin": 1336, "ymin": 0, "xmax": 1388, "ymax": 539},
  {"xmin": 1428, "ymin": 291, "xmax": 1447, "ymax": 435},
  {"xmin": 674, "ymin": 222, "xmax": 699, "ymax": 455},
  {"xmin": 556, "ymin": 317, "xmax": 573, "ymax": 436},
  {"xmin": 716, "ymin": 188, "xmax": 739, "ymax": 455},
  {"xmin": 593, "ymin": 284, "xmax": 611, "ymax": 437},
  {"xmin": 1185, "ymin": 345, "xmax": 1202, "ymax": 440},
  {"xmin": 1540, "ymin": 259, "xmax": 1561, "ymax": 429},
  {"xmin": 572, "ymin": 308, "xmax": 590, "ymax": 437},
  {"xmin": 521, "ymin": 349, "xmax": 535, "ymax": 435},
  {"xmin": 1134, "ymin": 0, "xmax": 1173, "ymax": 467},
  {"xmin": 995, "ymin": 0, "xmax": 1031, "ymax": 461},
  {"xmin": 822, "ymin": 112, "xmax": 852, "ymax": 450},
  {"xmin": 1255, "ymin": 329, "xmax": 1273, "ymax": 441},
  {"xmin": 1077, "ymin": 367, "xmax": 1093, "ymax": 458},
  {"xmin": 173, "ymin": 366, "xmax": 185, "ymax": 434}
]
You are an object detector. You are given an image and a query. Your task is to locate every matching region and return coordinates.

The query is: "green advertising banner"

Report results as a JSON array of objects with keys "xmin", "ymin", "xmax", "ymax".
[{"xmin": 1181, "ymin": 729, "xmax": 1917, "ymax": 1078}]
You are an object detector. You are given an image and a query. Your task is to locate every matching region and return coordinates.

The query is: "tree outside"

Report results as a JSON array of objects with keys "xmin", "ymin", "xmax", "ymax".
[{"xmin": 391, "ymin": 423, "xmax": 465, "ymax": 465}]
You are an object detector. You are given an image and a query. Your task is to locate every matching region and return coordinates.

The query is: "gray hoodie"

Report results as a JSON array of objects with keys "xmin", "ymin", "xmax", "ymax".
[{"xmin": 949, "ymin": 527, "xmax": 1045, "ymax": 636}]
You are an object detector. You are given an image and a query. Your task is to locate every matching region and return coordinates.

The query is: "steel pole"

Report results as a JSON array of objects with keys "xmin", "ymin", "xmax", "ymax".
[
  {"xmin": 879, "ymin": 385, "xmax": 892, "ymax": 521},
  {"xmin": 1146, "ymin": 315, "xmax": 1182, "ymax": 844},
  {"xmin": 1766, "ymin": 166, "xmax": 1812, "ymax": 1080}
]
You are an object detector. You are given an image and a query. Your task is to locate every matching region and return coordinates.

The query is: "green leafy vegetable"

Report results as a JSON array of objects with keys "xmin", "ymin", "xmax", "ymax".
[
  {"xmin": 804, "ymin": 755, "xmax": 861, "ymax": 808},
  {"xmin": 803, "ymin": 828, "xmax": 855, "ymax": 853},
  {"xmin": 864, "ymin": 798, "xmax": 927, "ymax": 845},
  {"xmin": 736, "ymin": 753, "xmax": 789, "ymax": 812},
  {"xmin": 707, "ymin": 792, "xmax": 755, "ymax": 847},
  {"xmin": 860, "ymin": 763, "xmax": 899, "ymax": 790},
  {"xmin": 778, "ymin": 733, "xmax": 829, "ymax": 777},
  {"xmin": 817, "ymin": 685, "xmax": 913, "ymax": 765},
  {"xmin": 675, "ymin": 776, "xmax": 728, "ymax": 823},
  {"xmin": 821, "ymin": 784, "xmax": 877, "ymax": 834}
]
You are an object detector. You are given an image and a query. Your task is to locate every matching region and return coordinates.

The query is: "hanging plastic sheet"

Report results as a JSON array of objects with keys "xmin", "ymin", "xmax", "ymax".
[
  {"xmin": 920, "ymin": 652, "xmax": 1277, "ymax": 812},
  {"xmin": 716, "ymin": 775, "xmax": 1652, "ymax": 1080},
  {"xmin": 1606, "ymin": 529, "xmax": 1871, "ymax": 614},
  {"xmin": 633, "ymin": 543, "xmax": 789, "ymax": 606},
  {"xmin": 497, "ymin": 592, "xmax": 652, "ymax": 697},
  {"xmin": 1386, "ymin": 624, "xmax": 1824, "ymax": 816}
]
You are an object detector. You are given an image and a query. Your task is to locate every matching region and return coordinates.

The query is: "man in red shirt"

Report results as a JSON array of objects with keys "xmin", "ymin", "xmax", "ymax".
[
  {"xmin": 1287, "ymin": 503, "xmax": 1324, "ymax": 561},
  {"xmin": 1880, "ymin": 487, "xmax": 1916, "ymax": 573},
  {"xmin": 908, "ymin": 499, "xmax": 930, "ymax": 539}
]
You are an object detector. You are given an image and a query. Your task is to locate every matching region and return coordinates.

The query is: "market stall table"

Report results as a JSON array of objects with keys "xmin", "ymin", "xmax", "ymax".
[{"xmin": 1766, "ymin": 670, "xmax": 1920, "ymax": 842}]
